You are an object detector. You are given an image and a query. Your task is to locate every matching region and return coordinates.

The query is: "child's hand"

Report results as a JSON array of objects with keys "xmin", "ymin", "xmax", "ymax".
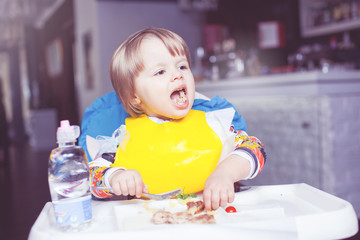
[
  {"xmin": 203, "ymin": 154, "xmax": 251, "ymax": 210},
  {"xmin": 109, "ymin": 169, "xmax": 148, "ymax": 198},
  {"xmin": 203, "ymin": 168, "xmax": 235, "ymax": 211}
]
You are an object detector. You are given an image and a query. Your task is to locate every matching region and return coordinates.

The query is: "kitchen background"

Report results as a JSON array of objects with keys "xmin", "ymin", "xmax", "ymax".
[{"xmin": 0, "ymin": 0, "xmax": 359, "ymax": 239}]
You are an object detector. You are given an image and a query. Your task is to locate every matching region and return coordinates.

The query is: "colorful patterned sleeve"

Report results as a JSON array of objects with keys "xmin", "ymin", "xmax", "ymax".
[
  {"xmin": 231, "ymin": 127, "xmax": 266, "ymax": 179},
  {"xmin": 89, "ymin": 153, "xmax": 116, "ymax": 199}
]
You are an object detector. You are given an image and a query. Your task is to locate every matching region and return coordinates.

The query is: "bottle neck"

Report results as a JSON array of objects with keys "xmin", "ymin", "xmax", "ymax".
[{"xmin": 58, "ymin": 141, "xmax": 76, "ymax": 147}]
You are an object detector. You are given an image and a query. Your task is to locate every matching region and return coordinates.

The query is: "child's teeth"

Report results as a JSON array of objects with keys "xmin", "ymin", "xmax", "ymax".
[
  {"xmin": 180, "ymin": 90, "xmax": 185, "ymax": 98},
  {"xmin": 174, "ymin": 89, "xmax": 186, "ymax": 105}
]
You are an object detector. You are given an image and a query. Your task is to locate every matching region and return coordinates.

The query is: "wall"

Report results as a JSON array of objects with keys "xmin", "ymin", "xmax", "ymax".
[
  {"xmin": 37, "ymin": 0, "xmax": 78, "ymax": 124},
  {"xmin": 74, "ymin": 1, "xmax": 205, "ymax": 120},
  {"xmin": 73, "ymin": 0, "xmax": 101, "ymax": 122},
  {"xmin": 0, "ymin": 53, "xmax": 12, "ymax": 122}
]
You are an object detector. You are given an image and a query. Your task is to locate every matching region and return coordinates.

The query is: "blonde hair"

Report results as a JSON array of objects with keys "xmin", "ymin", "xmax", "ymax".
[{"xmin": 110, "ymin": 27, "xmax": 192, "ymax": 117}]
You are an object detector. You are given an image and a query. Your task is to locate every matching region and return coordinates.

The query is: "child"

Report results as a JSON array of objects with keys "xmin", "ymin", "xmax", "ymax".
[{"xmin": 85, "ymin": 27, "xmax": 266, "ymax": 210}]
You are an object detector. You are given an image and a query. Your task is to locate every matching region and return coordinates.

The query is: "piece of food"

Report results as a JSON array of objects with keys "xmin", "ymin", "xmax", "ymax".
[
  {"xmin": 152, "ymin": 210, "xmax": 192, "ymax": 224},
  {"xmin": 225, "ymin": 206, "xmax": 237, "ymax": 213},
  {"xmin": 152, "ymin": 210, "xmax": 215, "ymax": 224},
  {"xmin": 186, "ymin": 200, "xmax": 205, "ymax": 214},
  {"xmin": 151, "ymin": 200, "xmax": 215, "ymax": 224},
  {"xmin": 176, "ymin": 192, "xmax": 197, "ymax": 200},
  {"xmin": 189, "ymin": 213, "xmax": 216, "ymax": 224}
]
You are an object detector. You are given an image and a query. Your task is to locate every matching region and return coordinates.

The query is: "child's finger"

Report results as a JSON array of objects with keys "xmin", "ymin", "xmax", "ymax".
[
  {"xmin": 120, "ymin": 180, "xmax": 129, "ymax": 196},
  {"xmin": 134, "ymin": 178, "xmax": 144, "ymax": 198},
  {"xmin": 127, "ymin": 179, "xmax": 136, "ymax": 196},
  {"xmin": 211, "ymin": 192, "xmax": 220, "ymax": 210},
  {"xmin": 219, "ymin": 190, "xmax": 228, "ymax": 207},
  {"xmin": 228, "ymin": 188, "xmax": 235, "ymax": 203},
  {"xmin": 142, "ymin": 184, "xmax": 149, "ymax": 194},
  {"xmin": 203, "ymin": 189, "xmax": 212, "ymax": 211},
  {"xmin": 112, "ymin": 182, "xmax": 122, "ymax": 196}
]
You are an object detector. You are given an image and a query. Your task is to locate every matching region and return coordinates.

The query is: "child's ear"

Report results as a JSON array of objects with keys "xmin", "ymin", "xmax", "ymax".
[{"xmin": 132, "ymin": 95, "xmax": 141, "ymax": 105}]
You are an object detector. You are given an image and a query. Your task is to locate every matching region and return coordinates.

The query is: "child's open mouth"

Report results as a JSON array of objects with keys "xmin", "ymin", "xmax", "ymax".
[{"xmin": 170, "ymin": 88, "xmax": 187, "ymax": 107}]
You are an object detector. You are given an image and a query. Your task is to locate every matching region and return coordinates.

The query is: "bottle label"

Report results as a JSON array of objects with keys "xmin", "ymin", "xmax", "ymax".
[{"xmin": 53, "ymin": 195, "xmax": 92, "ymax": 226}]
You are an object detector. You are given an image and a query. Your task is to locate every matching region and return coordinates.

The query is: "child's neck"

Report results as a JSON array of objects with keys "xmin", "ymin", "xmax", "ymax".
[{"xmin": 148, "ymin": 115, "xmax": 173, "ymax": 123}]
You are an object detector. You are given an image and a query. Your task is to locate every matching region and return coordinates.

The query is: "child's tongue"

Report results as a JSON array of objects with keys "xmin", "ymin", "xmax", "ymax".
[{"xmin": 171, "ymin": 89, "xmax": 186, "ymax": 105}]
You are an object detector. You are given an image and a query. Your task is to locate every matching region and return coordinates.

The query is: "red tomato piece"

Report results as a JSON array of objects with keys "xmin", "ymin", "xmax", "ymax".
[{"xmin": 225, "ymin": 206, "xmax": 237, "ymax": 213}]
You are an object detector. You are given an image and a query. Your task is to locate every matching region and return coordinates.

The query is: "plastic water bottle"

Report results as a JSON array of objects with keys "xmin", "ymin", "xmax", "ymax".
[{"xmin": 48, "ymin": 120, "xmax": 92, "ymax": 231}]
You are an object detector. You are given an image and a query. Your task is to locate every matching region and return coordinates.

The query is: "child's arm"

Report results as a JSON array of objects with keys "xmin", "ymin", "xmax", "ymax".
[
  {"xmin": 108, "ymin": 169, "xmax": 148, "ymax": 198},
  {"xmin": 89, "ymin": 153, "xmax": 122, "ymax": 198},
  {"xmin": 203, "ymin": 154, "xmax": 250, "ymax": 210},
  {"xmin": 90, "ymin": 153, "xmax": 148, "ymax": 199},
  {"xmin": 232, "ymin": 130, "xmax": 266, "ymax": 179},
  {"xmin": 204, "ymin": 129, "xmax": 266, "ymax": 210}
]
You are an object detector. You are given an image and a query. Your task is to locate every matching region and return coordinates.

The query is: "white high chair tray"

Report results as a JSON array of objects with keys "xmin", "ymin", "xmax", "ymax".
[
  {"xmin": 28, "ymin": 183, "xmax": 358, "ymax": 240},
  {"xmin": 113, "ymin": 183, "xmax": 358, "ymax": 239}
]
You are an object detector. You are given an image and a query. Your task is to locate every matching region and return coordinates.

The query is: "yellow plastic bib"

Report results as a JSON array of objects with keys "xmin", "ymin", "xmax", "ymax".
[{"xmin": 112, "ymin": 110, "xmax": 223, "ymax": 194}]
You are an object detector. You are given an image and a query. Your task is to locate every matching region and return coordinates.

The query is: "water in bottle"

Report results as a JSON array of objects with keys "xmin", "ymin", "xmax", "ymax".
[{"xmin": 48, "ymin": 120, "xmax": 92, "ymax": 231}]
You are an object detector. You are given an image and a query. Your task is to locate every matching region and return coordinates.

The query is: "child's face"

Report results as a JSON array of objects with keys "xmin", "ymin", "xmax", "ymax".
[{"xmin": 133, "ymin": 37, "xmax": 195, "ymax": 120}]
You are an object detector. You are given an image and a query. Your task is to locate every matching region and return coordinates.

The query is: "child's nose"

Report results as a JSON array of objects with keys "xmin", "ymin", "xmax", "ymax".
[{"xmin": 171, "ymin": 69, "xmax": 183, "ymax": 81}]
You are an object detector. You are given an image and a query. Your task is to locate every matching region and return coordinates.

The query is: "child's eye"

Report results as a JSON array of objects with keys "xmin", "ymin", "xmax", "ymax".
[
  {"xmin": 178, "ymin": 65, "xmax": 188, "ymax": 71},
  {"xmin": 155, "ymin": 70, "xmax": 165, "ymax": 76}
]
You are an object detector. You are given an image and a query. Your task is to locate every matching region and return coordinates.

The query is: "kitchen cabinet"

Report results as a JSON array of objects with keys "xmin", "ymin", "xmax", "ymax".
[
  {"xmin": 300, "ymin": 0, "xmax": 360, "ymax": 37},
  {"xmin": 196, "ymin": 70, "xmax": 360, "ymax": 216}
]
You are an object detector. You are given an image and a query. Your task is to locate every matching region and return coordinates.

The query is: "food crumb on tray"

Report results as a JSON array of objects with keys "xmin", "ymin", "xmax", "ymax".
[{"xmin": 151, "ymin": 200, "xmax": 215, "ymax": 224}]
